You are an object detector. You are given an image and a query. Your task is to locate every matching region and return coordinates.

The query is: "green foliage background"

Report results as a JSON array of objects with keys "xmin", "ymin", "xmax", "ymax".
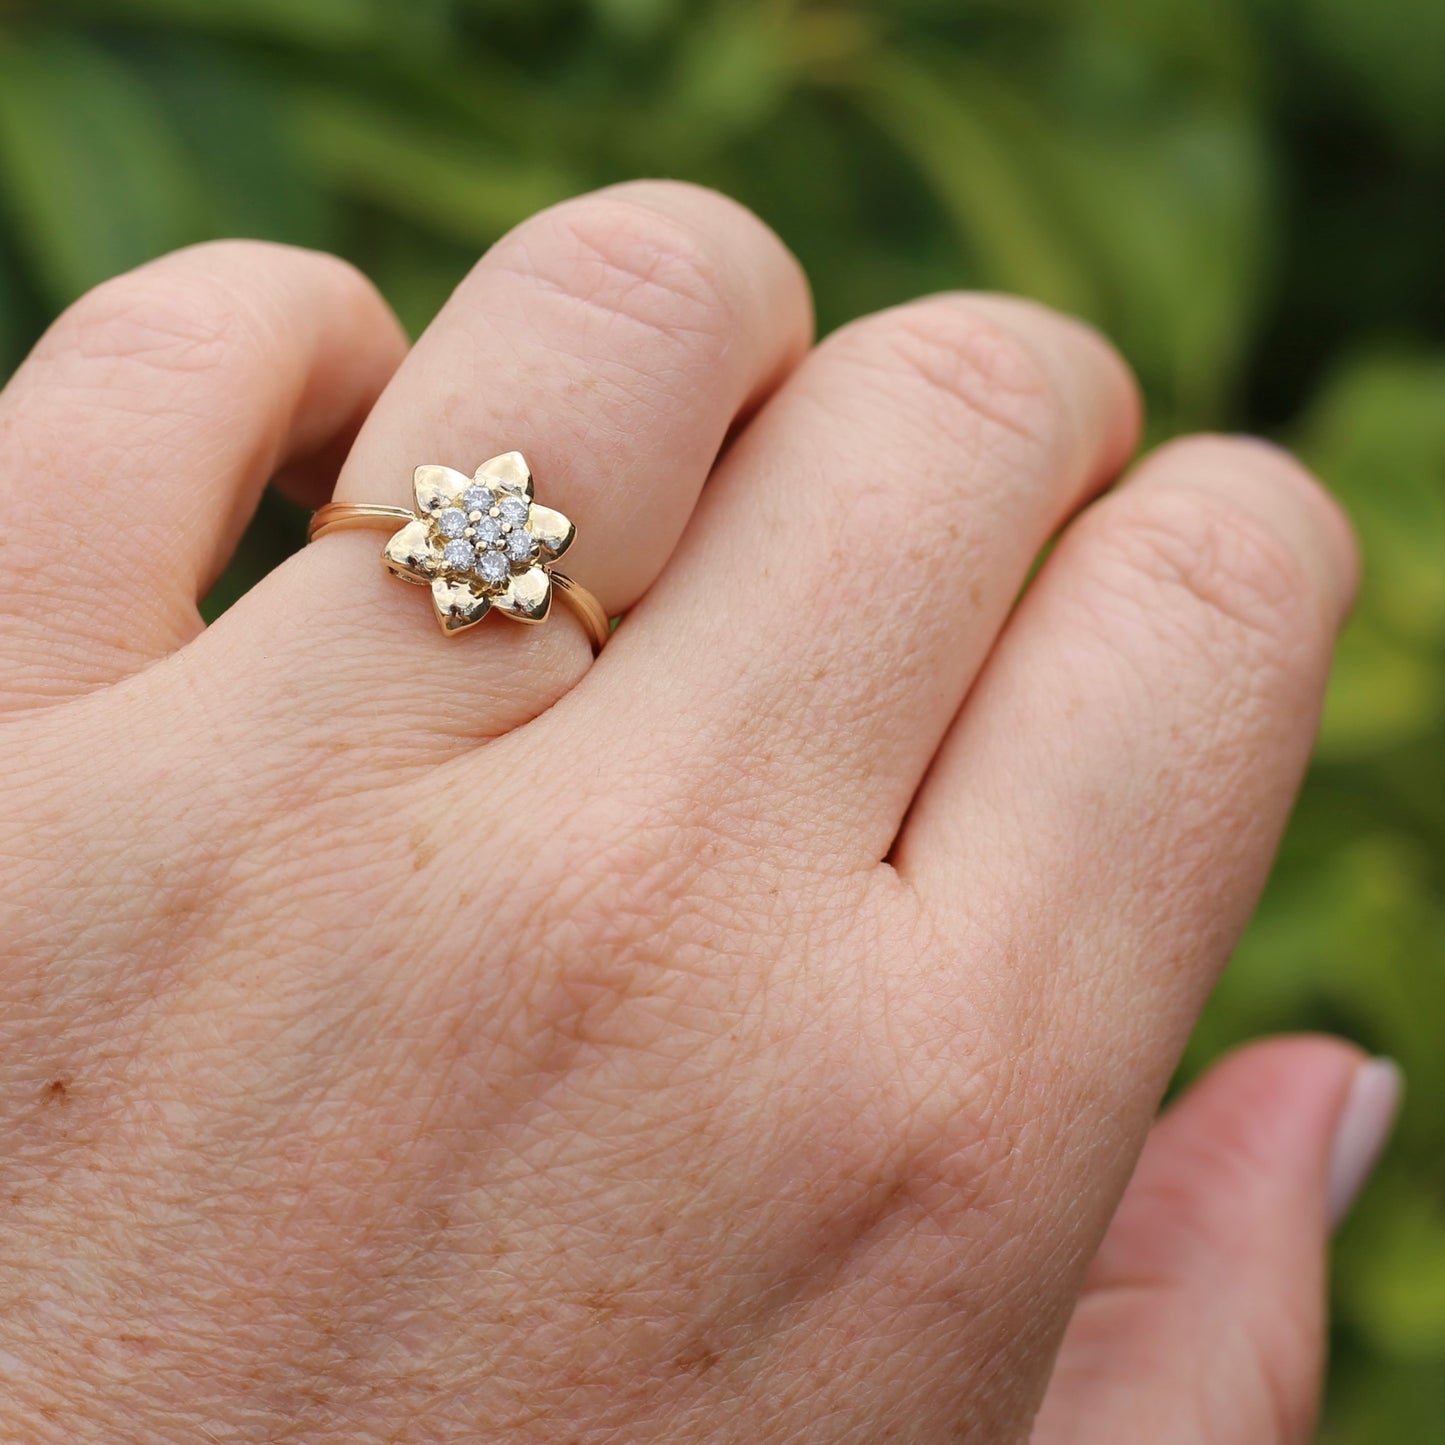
[{"xmin": 0, "ymin": 0, "xmax": 1441, "ymax": 1435}]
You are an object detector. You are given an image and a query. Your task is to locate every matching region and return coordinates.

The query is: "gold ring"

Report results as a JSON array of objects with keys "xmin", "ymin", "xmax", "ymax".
[{"xmin": 308, "ymin": 452, "xmax": 610, "ymax": 654}]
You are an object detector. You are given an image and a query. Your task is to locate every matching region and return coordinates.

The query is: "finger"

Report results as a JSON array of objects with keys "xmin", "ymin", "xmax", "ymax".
[
  {"xmin": 896, "ymin": 437, "xmax": 1359, "ymax": 1182},
  {"xmin": 587, "ymin": 294, "xmax": 1139, "ymax": 862},
  {"xmin": 0, "ymin": 242, "xmax": 405, "ymax": 710},
  {"xmin": 217, "ymin": 181, "xmax": 812, "ymax": 743},
  {"xmin": 1033, "ymin": 1040, "xmax": 1399, "ymax": 1445}
]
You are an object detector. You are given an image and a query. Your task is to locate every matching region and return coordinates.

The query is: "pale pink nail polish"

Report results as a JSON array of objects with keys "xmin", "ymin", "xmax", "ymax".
[{"xmin": 1328, "ymin": 1057, "xmax": 1402, "ymax": 1228}]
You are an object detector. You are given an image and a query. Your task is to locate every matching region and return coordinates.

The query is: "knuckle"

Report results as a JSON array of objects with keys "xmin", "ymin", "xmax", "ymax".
[
  {"xmin": 47, "ymin": 277, "xmax": 250, "ymax": 382},
  {"xmin": 893, "ymin": 1047, "xmax": 1025, "ymax": 1226},
  {"xmin": 827, "ymin": 296, "xmax": 1066, "ymax": 465},
  {"xmin": 35, "ymin": 242, "xmax": 378, "ymax": 389},
  {"xmin": 505, "ymin": 783, "xmax": 755, "ymax": 1039},
  {"xmin": 1087, "ymin": 482, "xmax": 1317, "ymax": 661},
  {"xmin": 795, "ymin": 297, "xmax": 1078, "ymax": 614},
  {"xmin": 853, "ymin": 894, "xmax": 1028, "ymax": 1225},
  {"xmin": 39, "ymin": 243, "xmax": 286, "ymax": 384},
  {"xmin": 497, "ymin": 192, "xmax": 739, "ymax": 348}
]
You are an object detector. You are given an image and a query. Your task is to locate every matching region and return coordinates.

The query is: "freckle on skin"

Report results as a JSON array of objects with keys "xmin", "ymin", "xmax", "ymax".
[
  {"xmin": 43, "ymin": 1078, "xmax": 69, "ymax": 1103},
  {"xmin": 410, "ymin": 823, "xmax": 438, "ymax": 872},
  {"xmin": 673, "ymin": 1343, "xmax": 720, "ymax": 1376}
]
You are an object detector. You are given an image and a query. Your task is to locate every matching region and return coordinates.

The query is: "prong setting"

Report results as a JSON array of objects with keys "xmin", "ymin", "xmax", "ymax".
[{"xmin": 384, "ymin": 454, "xmax": 576, "ymax": 633}]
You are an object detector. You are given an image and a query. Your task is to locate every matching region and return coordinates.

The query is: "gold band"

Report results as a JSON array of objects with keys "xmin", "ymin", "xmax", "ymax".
[
  {"xmin": 307, "ymin": 502, "xmax": 413, "ymax": 539},
  {"xmin": 547, "ymin": 573, "xmax": 611, "ymax": 655},
  {"xmin": 308, "ymin": 498, "xmax": 610, "ymax": 655}
]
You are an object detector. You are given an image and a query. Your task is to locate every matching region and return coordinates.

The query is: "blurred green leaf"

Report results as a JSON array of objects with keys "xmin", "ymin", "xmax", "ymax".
[
  {"xmin": 1301, "ymin": 354, "xmax": 1445, "ymax": 770},
  {"xmin": 1298, "ymin": 0, "xmax": 1445, "ymax": 153},
  {"xmin": 588, "ymin": 0, "xmax": 679, "ymax": 45},
  {"xmin": 137, "ymin": 43, "xmax": 329, "ymax": 247},
  {"xmin": 658, "ymin": 2, "xmax": 795, "ymax": 145},
  {"xmin": 1053, "ymin": 110, "xmax": 1271, "ymax": 427},
  {"xmin": 848, "ymin": 53, "xmax": 1101, "ymax": 317},
  {"xmin": 1322, "ymin": 618, "xmax": 1443, "ymax": 758},
  {"xmin": 0, "ymin": 32, "xmax": 207, "ymax": 302},
  {"xmin": 1342, "ymin": 1173, "xmax": 1445, "ymax": 1356},
  {"xmin": 50, "ymin": 0, "xmax": 386, "ymax": 49},
  {"xmin": 291, "ymin": 87, "xmax": 580, "ymax": 244},
  {"xmin": 1304, "ymin": 354, "xmax": 1445, "ymax": 645},
  {"xmin": 0, "ymin": 237, "xmax": 23, "ymax": 376}
]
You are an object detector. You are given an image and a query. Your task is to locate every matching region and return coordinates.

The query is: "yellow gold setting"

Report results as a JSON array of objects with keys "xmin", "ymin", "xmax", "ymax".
[{"xmin": 308, "ymin": 452, "xmax": 610, "ymax": 653}]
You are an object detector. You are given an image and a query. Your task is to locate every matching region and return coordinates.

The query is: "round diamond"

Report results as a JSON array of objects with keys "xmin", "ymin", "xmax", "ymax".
[
  {"xmin": 462, "ymin": 484, "xmax": 494, "ymax": 514},
  {"xmin": 437, "ymin": 507, "xmax": 468, "ymax": 538},
  {"xmin": 505, "ymin": 527, "xmax": 536, "ymax": 562},
  {"xmin": 472, "ymin": 514, "xmax": 503, "ymax": 547},
  {"xmin": 498, "ymin": 496, "xmax": 529, "ymax": 528},
  {"xmin": 476, "ymin": 549, "xmax": 510, "ymax": 587},
  {"xmin": 442, "ymin": 539, "xmax": 476, "ymax": 571}
]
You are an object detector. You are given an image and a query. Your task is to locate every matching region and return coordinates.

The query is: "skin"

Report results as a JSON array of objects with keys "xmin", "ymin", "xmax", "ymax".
[{"xmin": 0, "ymin": 181, "xmax": 1366, "ymax": 1442}]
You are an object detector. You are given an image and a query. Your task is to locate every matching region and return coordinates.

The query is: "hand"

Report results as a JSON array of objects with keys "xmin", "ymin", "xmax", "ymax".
[{"xmin": 0, "ymin": 182, "xmax": 1382, "ymax": 1442}]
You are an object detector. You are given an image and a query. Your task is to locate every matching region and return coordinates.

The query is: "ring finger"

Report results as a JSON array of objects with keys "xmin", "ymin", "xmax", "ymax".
[{"xmin": 208, "ymin": 182, "xmax": 812, "ymax": 745}]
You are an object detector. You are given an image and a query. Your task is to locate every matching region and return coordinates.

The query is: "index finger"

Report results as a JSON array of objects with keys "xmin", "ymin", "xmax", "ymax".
[{"xmin": 894, "ymin": 435, "xmax": 1357, "ymax": 1193}]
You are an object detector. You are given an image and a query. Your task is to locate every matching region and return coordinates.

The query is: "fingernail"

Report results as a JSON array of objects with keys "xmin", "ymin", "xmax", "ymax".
[{"xmin": 1328, "ymin": 1057, "xmax": 1402, "ymax": 1228}]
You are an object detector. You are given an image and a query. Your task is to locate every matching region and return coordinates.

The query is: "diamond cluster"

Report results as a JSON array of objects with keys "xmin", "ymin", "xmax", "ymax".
[{"xmin": 424, "ymin": 482, "xmax": 536, "ymax": 591}]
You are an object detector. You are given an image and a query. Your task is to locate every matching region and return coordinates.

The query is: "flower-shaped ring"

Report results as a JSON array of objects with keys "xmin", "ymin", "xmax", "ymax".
[{"xmin": 307, "ymin": 452, "xmax": 610, "ymax": 652}]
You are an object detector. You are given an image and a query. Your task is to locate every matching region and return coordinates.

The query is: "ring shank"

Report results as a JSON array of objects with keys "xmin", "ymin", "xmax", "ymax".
[
  {"xmin": 308, "ymin": 502, "xmax": 610, "ymax": 654},
  {"xmin": 307, "ymin": 503, "xmax": 413, "ymax": 539},
  {"xmin": 549, "ymin": 573, "xmax": 611, "ymax": 654}
]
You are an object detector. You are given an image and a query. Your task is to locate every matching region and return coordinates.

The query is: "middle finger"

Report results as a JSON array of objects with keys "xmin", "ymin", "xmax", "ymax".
[{"xmin": 593, "ymin": 294, "xmax": 1140, "ymax": 866}]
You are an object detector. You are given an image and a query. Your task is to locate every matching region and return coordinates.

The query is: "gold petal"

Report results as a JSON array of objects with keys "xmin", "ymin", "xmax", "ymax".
[
  {"xmin": 493, "ymin": 565, "xmax": 552, "ymax": 623},
  {"xmin": 525, "ymin": 503, "xmax": 574, "ymax": 561},
  {"xmin": 382, "ymin": 520, "xmax": 440, "ymax": 584},
  {"xmin": 430, "ymin": 576, "xmax": 491, "ymax": 634},
  {"xmin": 474, "ymin": 451, "xmax": 533, "ymax": 500},
  {"xmin": 413, "ymin": 464, "xmax": 469, "ymax": 515}
]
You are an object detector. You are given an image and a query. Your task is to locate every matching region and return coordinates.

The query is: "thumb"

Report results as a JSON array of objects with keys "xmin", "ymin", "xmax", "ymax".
[{"xmin": 1032, "ymin": 1036, "xmax": 1400, "ymax": 1445}]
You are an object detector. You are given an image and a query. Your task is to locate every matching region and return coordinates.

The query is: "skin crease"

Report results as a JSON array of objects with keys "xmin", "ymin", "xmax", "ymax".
[{"xmin": 0, "ymin": 182, "xmax": 1366, "ymax": 1443}]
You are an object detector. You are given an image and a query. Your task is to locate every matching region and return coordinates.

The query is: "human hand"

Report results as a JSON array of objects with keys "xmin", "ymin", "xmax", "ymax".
[{"xmin": 0, "ymin": 182, "xmax": 1391, "ymax": 1442}]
